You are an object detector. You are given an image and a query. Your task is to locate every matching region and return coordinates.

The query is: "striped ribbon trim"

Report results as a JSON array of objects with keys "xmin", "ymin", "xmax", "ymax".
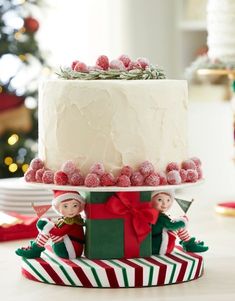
[{"xmin": 21, "ymin": 246, "xmax": 204, "ymax": 288}]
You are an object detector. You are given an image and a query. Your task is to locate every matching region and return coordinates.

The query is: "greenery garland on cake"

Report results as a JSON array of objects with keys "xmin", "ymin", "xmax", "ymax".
[{"xmin": 58, "ymin": 55, "xmax": 166, "ymax": 80}]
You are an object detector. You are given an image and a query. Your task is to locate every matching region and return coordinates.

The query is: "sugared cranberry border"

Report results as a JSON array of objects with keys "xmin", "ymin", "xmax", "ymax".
[{"xmin": 24, "ymin": 158, "xmax": 203, "ymax": 188}]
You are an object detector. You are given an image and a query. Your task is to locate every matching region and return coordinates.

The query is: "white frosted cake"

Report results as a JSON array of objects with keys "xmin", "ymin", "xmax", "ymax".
[
  {"xmin": 207, "ymin": 0, "xmax": 235, "ymax": 63},
  {"xmin": 25, "ymin": 55, "xmax": 202, "ymax": 187},
  {"xmin": 38, "ymin": 79, "xmax": 188, "ymax": 176}
]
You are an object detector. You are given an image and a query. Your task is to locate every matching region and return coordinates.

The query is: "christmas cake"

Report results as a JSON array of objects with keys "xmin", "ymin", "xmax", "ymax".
[
  {"xmin": 25, "ymin": 55, "xmax": 203, "ymax": 188},
  {"xmin": 17, "ymin": 55, "xmax": 206, "ymax": 288}
]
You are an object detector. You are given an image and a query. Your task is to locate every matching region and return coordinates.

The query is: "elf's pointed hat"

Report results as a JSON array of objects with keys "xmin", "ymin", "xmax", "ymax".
[{"xmin": 52, "ymin": 190, "xmax": 85, "ymax": 214}]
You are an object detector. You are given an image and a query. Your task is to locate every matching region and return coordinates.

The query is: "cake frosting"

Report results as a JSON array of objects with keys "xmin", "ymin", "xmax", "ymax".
[
  {"xmin": 207, "ymin": 0, "xmax": 235, "ymax": 63},
  {"xmin": 38, "ymin": 79, "xmax": 188, "ymax": 177}
]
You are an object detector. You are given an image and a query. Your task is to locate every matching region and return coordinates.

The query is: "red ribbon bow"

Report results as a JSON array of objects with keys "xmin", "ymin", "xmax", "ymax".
[{"xmin": 106, "ymin": 192, "xmax": 158, "ymax": 243}]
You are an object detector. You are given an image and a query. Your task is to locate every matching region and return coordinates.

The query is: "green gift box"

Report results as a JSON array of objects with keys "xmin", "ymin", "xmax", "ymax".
[{"xmin": 84, "ymin": 191, "xmax": 158, "ymax": 259}]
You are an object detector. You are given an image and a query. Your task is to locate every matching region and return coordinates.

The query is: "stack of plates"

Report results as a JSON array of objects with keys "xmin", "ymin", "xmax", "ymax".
[{"xmin": 0, "ymin": 178, "xmax": 56, "ymax": 218}]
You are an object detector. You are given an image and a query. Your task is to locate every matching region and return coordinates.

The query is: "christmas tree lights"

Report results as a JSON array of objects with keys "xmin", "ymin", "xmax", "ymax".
[{"xmin": 0, "ymin": 0, "xmax": 48, "ymax": 178}]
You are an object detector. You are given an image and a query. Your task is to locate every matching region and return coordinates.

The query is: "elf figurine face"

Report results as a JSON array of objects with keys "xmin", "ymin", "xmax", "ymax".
[
  {"xmin": 151, "ymin": 192, "xmax": 173, "ymax": 213},
  {"xmin": 52, "ymin": 190, "xmax": 85, "ymax": 215},
  {"xmin": 58, "ymin": 199, "xmax": 84, "ymax": 218}
]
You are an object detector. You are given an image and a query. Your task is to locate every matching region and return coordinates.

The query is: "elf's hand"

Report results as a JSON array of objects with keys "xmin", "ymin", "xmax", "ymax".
[
  {"xmin": 37, "ymin": 219, "xmax": 48, "ymax": 231},
  {"xmin": 164, "ymin": 219, "xmax": 185, "ymax": 231},
  {"xmin": 171, "ymin": 220, "xmax": 185, "ymax": 230},
  {"xmin": 37, "ymin": 218, "xmax": 55, "ymax": 234}
]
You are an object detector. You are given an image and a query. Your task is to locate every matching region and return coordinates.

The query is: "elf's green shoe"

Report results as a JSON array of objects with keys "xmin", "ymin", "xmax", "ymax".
[
  {"xmin": 180, "ymin": 237, "xmax": 208, "ymax": 253},
  {"xmin": 15, "ymin": 241, "xmax": 45, "ymax": 258}
]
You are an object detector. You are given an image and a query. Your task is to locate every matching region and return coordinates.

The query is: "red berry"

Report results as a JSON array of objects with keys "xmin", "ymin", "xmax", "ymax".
[
  {"xmin": 139, "ymin": 161, "xmax": 155, "ymax": 176},
  {"xmin": 109, "ymin": 59, "xmax": 125, "ymax": 70},
  {"xmin": 74, "ymin": 61, "xmax": 88, "ymax": 72},
  {"xmin": 90, "ymin": 163, "xmax": 105, "ymax": 176},
  {"xmin": 186, "ymin": 169, "xmax": 198, "ymax": 183},
  {"xmin": 35, "ymin": 168, "xmax": 45, "ymax": 183},
  {"xmin": 71, "ymin": 60, "xmax": 79, "ymax": 70},
  {"xmin": 190, "ymin": 157, "xmax": 202, "ymax": 168},
  {"xmin": 30, "ymin": 158, "xmax": 44, "ymax": 171},
  {"xmin": 196, "ymin": 166, "xmax": 203, "ymax": 179},
  {"xmin": 158, "ymin": 171, "xmax": 167, "ymax": 185},
  {"xmin": 118, "ymin": 54, "xmax": 131, "ymax": 68},
  {"xmin": 116, "ymin": 175, "xmax": 131, "ymax": 187},
  {"xmin": 100, "ymin": 173, "xmax": 116, "ymax": 186},
  {"xmin": 54, "ymin": 171, "xmax": 68, "ymax": 185},
  {"xmin": 69, "ymin": 172, "xmax": 84, "ymax": 186},
  {"xmin": 145, "ymin": 173, "xmax": 160, "ymax": 186},
  {"xmin": 130, "ymin": 171, "xmax": 144, "ymax": 186},
  {"xmin": 166, "ymin": 162, "xmax": 180, "ymax": 173},
  {"xmin": 120, "ymin": 165, "xmax": 133, "ymax": 177},
  {"xmin": 24, "ymin": 169, "xmax": 36, "ymax": 182},
  {"xmin": 61, "ymin": 160, "xmax": 77, "ymax": 175},
  {"xmin": 85, "ymin": 173, "xmax": 100, "ymax": 187},
  {"xmin": 96, "ymin": 55, "xmax": 109, "ymax": 70},
  {"xmin": 42, "ymin": 170, "xmax": 54, "ymax": 184},
  {"xmin": 127, "ymin": 61, "xmax": 142, "ymax": 70},
  {"xmin": 181, "ymin": 159, "xmax": 196, "ymax": 170},
  {"xmin": 136, "ymin": 57, "xmax": 149, "ymax": 69},
  {"xmin": 179, "ymin": 169, "xmax": 187, "ymax": 183},
  {"xmin": 167, "ymin": 170, "xmax": 181, "ymax": 185}
]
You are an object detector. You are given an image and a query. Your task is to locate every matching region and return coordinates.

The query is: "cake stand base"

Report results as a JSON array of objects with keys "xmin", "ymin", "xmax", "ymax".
[{"xmin": 21, "ymin": 246, "xmax": 204, "ymax": 288}]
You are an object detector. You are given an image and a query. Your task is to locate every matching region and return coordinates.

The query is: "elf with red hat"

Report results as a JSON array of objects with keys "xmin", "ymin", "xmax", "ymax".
[
  {"xmin": 16, "ymin": 190, "xmax": 85, "ymax": 259},
  {"xmin": 151, "ymin": 191, "xmax": 208, "ymax": 255}
]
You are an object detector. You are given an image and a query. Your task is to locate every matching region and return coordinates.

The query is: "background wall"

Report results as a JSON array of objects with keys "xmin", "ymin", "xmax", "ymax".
[{"xmin": 38, "ymin": 0, "xmax": 178, "ymax": 77}]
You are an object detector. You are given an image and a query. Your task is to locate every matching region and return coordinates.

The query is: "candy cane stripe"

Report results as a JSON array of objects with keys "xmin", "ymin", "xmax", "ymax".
[
  {"xmin": 119, "ymin": 258, "xmax": 143, "ymax": 287},
  {"xmin": 174, "ymin": 251, "xmax": 196, "ymax": 281},
  {"xmin": 134, "ymin": 258, "xmax": 154, "ymax": 286},
  {"xmin": 41, "ymin": 251, "xmax": 83, "ymax": 286},
  {"xmin": 22, "ymin": 257, "xmax": 50, "ymax": 283},
  {"xmin": 153, "ymin": 255, "xmax": 177, "ymax": 284},
  {"xmin": 166, "ymin": 253, "xmax": 188, "ymax": 282},
  {"xmin": 20, "ymin": 247, "xmax": 204, "ymax": 288},
  {"xmin": 93, "ymin": 260, "xmax": 119, "ymax": 288},
  {"xmin": 78, "ymin": 257, "xmax": 103, "ymax": 287},
  {"xmin": 43, "ymin": 251, "xmax": 76, "ymax": 285},
  {"xmin": 108, "ymin": 259, "xmax": 131, "ymax": 287}
]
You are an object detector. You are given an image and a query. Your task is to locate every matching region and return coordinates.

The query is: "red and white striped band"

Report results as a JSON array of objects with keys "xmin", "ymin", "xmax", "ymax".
[{"xmin": 21, "ymin": 246, "xmax": 204, "ymax": 288}]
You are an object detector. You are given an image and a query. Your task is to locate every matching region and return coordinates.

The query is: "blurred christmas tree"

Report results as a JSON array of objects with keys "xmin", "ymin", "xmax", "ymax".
[{"xmin": 0, "ymin": 0, "xmax": 48, "ymax": 178}]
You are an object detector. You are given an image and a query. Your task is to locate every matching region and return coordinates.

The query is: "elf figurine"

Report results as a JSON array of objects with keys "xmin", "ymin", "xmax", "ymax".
[
  {"xmin": 15, "ymin": 190, "xmax": 85, "ymax": 259},
  {"xmin": 151, "ymin": 191, "xmax": 208, "ymax": 255}
]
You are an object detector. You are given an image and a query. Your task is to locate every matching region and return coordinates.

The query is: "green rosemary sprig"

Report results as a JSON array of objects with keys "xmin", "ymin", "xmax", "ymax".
[{"xmin": 57, "ymin": 65, "xmax": 166, "ymax": 80}]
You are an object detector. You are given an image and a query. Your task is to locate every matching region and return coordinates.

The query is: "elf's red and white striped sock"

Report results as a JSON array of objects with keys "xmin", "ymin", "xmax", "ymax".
[
  {"xmin": 36, "ymin": 233, "xmax": 50, "ymax": 247},
  {"xmin": 176, "ymin": 228, "xmax": 191, "ymax": 242},
  {"xmin": 51, "ymin": 235, "xmax": 63, "ymax": 244}
]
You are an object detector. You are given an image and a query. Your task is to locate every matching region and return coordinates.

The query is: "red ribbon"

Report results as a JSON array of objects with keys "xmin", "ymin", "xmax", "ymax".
[
  {"xmin": 106, "ymin": 192, "xmax": 158, "ymax": 242},
  {"xmin": 86, "ymin": 191, "xmax": 158, "ymax": 258}
]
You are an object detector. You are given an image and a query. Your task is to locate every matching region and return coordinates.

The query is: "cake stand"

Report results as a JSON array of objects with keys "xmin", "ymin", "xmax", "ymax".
[{"xmin": 18, "ymin": 179, "xmax": 205, "ymax": 288}]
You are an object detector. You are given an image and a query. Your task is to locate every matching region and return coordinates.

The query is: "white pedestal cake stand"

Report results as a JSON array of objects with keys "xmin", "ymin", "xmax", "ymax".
[{"xmin": 18, "ymin": 179, "xmax": 205, "ymax": 288}]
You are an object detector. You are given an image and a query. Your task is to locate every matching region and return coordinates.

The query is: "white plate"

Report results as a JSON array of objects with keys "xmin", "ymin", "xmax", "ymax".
[
  {"xmin": 0, "ymin": 199, "xmax": 52, "ymax": 206},
  {"xmin": 0, "ymin": 178, "xmax": 52, "ymax": 193},
  {"xmin": 0, "ymin": 207, "xmax": 57, "ymax": 218},
  {"xmin": 24, "ymin": 178, "xmax": 205, "ymax": 192},
  {"xmin": 0, "ymin": 194, "xmax": 52, "ymax": 201}
]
